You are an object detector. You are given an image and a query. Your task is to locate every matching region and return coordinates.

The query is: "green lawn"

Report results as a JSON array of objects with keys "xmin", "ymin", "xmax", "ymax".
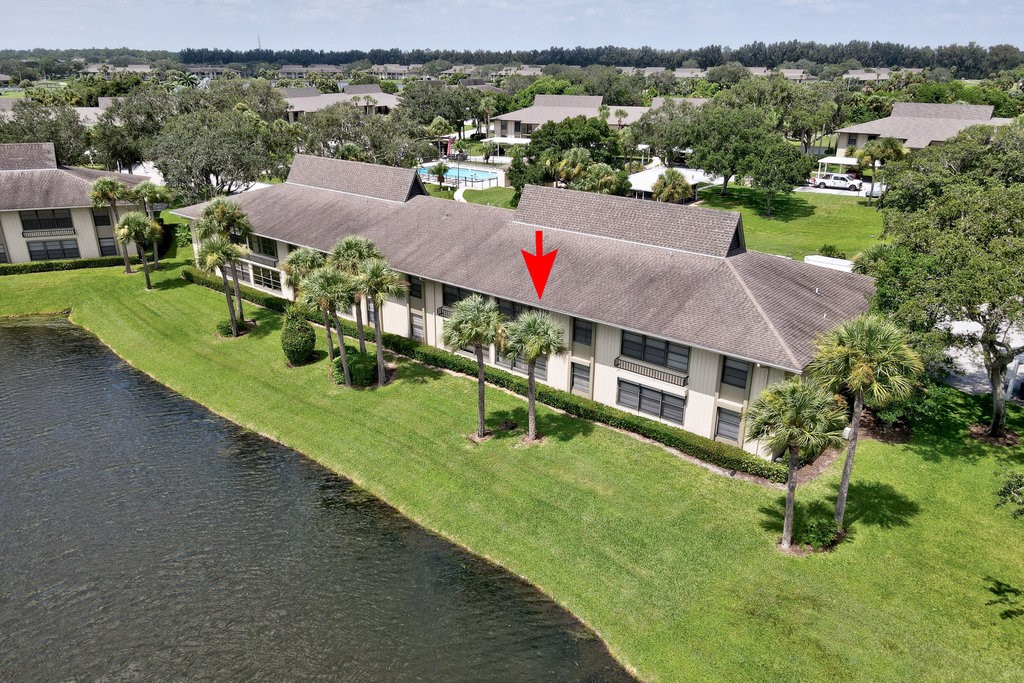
[
  {"xmin": 698, "ymin": 186, "xmax": 884, "ymax": 261},
  {"xmin": 463, "ymin": 186, "xmax": 516, "ymax": 209},
  {"xmin": 0, "ymin": 90, "xmax": 25, "ymax": 99},
  {"xmin": 1, "ymin": 252, "xmax": 1022, "ymax": 682},
  {"xmin": 425, "ymin": 185, "xmax": 455, "ymax": 200}
]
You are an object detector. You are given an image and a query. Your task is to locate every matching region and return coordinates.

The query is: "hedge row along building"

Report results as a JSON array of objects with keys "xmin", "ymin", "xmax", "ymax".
[{"xmin": 175, "ymin": 155, "xmax": 874, "ymax": 455}]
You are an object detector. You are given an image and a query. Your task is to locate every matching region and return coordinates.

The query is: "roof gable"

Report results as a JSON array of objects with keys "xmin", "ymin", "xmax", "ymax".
[
  {"xmin": 286, "ymin": 154, "xmax": 425, "ymax": 202},
  {"xmin": 513, "ymin": 185, "xmax": 743, "ymax": 258},
  {"xmin": 0, "ymin": 142, "xmax": 57, "ymax": 171}
]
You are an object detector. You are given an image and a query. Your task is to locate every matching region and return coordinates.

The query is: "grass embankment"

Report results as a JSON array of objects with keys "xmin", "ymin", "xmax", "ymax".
[
  {"xmin": 698, "ymin": 186, "xmax": 883, "ymax": 261},
  {"xmin": 463, "ymin": 186, "xmax": 516, "ymax": 209},
  {"xmin": 425, "ymin": 185, "xmax": 455, "ymax": 200},
  {"xmin": 2, "ymin": 252, "xmax": 1022, "ymax": 682}
]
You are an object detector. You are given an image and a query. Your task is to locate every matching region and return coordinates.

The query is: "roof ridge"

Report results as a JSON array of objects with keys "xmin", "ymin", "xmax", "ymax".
[
  {"xmin": 285, "ymin": 180, "xmax": 406, "ymax": 204},
  {"xmin": 725, "ymin": 258, "xmax": 802, "ymax": 370},
  {"xmin": 510, "ymin": 219, "xmax": 726, "ymax": 259}
]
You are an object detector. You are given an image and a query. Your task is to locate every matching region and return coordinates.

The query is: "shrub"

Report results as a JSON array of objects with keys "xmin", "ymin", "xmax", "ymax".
[
  {"xmin": 181, "ymin": 269, "xmax": 788, "ymax": 482},
  {"xmin": 175, "ymin": 222, "xmax": 193, "ymax": 247},
  {"xmin": 216, "ymin": 319, "xmax": 236, "ymax": 337},
  {"xmin": 870, "ymin": 378, "xmax": 960, "ymax": 428},
  {"xmin": 0, "ymin": 255, "xmax": 138, "ymax": 277},
  {"xmin": 800, "ymin": 517, "xmax": 844, "ymax": 549},
  {"xmin": 995, "ymin": 470, "xmax": 1024, "ymax": 519},
  {"xmin": 281, "ymin": 307, "xmax": 316, "ymax": 365},
  {"xmin": 335, "ymin": 347, "xmax": 378, "ymax": 386},
  {"xmin": 818, "ymin": 244, "xmax": 847, "ymax": 259}
]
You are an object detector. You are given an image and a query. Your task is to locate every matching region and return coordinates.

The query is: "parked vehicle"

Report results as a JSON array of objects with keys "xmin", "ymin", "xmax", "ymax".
[
  {"xmin": 866, "ymin": 182, "xmax": 888, "ymax": 198},
  {"xmin": 446, "ymin": 151, "xmax": 468, "ymax": 161},
  {"xmin": 809, "ymin": 173, "xmax": 863, "ymax": 191}
]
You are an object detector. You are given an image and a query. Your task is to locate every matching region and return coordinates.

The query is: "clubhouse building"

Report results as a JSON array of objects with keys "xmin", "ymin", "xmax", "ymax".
[{"xmin": 175, "ymin": 156, "xmax": 873, "ymax": 455}]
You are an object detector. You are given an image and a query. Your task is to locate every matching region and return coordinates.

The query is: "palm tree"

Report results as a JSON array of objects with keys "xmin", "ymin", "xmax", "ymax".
[
  {"xmin": 115, "ymin": 211, "xmax": 158, "ymax": 290},
  {"xmin": 357, "ymin": 257, "xmax": 408, "ymax": 387},
  {"xmin": 746, "ymin": 378, "xmax": 848, "ymax": 549},
  {"xmin": 131, "ymin": 181, "xmax": 171, "ymax": 268},
  {"xmin": 90, "ymin": 177, "xmax": 130, "ymax": 273},
  {"xmin": 195, "ymin": 198, "xmax": 253, "ymax": 322},
  {"xmin": 280, "ymin": 247, "xmax": 325, "ymax": 300},
  {"xmin": 806, "ymin": 315, "xmax": 923, "ymax": 527},
  {"xmin": 299, "ymin": 267, "xmax": 355, "ymax": 383},
  {"xmin": 197, "ymin": 235, "xmax": 246, "ymax": 337},
  {"xmin": 503, "ymin": 311, "xmax": 567, "ymax": 441},
  {"xmin": 442, "ymin": 295, "xmax": 506, "ymax": 438},
  {"xmin": 326, "ymin": 236, "xmax": 383, "ymax": 354},
  {"xmin": 556, "ymin": 148, "xmax": 592, "ymax": 185},
  {"xmin": 614, "ymin": 108, "xmax": 628, "ymax": 129},
  {"xmin": 651, "ymin": 168, "xmax": 691, "ymax": 203},
  {"xmin": 430, "ymin": 161, "xmax": 450, "ymax": 190}
]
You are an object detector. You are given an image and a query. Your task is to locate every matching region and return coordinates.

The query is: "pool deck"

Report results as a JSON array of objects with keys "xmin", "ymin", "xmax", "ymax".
[{"xmin": 420, "ymin": 161, "xmax": 505, "ymax": 189}]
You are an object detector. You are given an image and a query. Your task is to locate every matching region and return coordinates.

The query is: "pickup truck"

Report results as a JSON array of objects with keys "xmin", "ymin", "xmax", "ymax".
[{"xmin": 809, "ymin": 173, "xmax": 863, "ymax": 191}]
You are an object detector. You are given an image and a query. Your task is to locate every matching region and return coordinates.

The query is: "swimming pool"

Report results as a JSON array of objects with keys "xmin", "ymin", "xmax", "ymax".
[{"xmin": 418, "ymin": 165, "xmax": 498, "ymax": 183}]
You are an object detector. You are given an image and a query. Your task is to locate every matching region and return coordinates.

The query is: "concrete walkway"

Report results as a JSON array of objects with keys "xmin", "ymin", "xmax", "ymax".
[{"xmin": 453, "ymin": 187, "xmax": 468, "ymax": 203}]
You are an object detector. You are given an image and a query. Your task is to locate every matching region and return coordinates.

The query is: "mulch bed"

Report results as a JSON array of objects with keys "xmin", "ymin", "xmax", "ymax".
[
  {"xmin": 859, "ymin": 409, "xmax": 912, "ymax": 444},
  {"xmin": 467, "ymin": 431, "xmax": 494, "ymax": 444},
  {"xmin": 967, "ymin": 424, "xmax": 1021, "ymax": 447}
]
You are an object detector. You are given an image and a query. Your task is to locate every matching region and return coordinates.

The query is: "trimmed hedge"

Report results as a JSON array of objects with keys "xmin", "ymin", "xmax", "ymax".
[
  {"xmin": 0, "ymin": 255, "xmax": 139, "ymax": 277},
  {"xmin": 281, "ymin": 308, "xmax": 317, "ymax": 365},
  {"xmin": 182, "ymin": 266, "xmax": 787, "ymax": 482}
]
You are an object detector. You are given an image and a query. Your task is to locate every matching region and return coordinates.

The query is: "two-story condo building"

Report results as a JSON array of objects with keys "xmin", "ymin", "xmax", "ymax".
[
  {"xmin": 175, "ymin": 156, "xmax": 874, "ymax": 455},
  {"xmin": 0, "ymin": 143, "xmax": 147, "ymax": 264}
]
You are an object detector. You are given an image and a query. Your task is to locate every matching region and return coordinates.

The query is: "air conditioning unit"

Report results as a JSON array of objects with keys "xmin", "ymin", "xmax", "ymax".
[{"xmin": 842, "ymin": 426, "xmax": 853, "ymax": 440}]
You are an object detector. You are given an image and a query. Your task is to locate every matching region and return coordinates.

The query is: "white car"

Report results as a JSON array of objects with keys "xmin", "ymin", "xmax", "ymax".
[{"xmin": 811, "ymin": 173, "xmax": 863, "ymax": 191}]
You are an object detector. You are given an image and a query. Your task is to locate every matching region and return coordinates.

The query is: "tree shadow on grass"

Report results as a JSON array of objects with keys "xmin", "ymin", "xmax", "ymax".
[
  {"xmin": 154, "ymin": 275, "xmax": 191, "ymax": 292},
  {"xmin": 699, "ymin": 187, "xmax": 816, "ymax": 223},
  {"xmin": 759, "ymin": 480, "xmax": 921, "ymax": 537},
  {"xmin": 487, "ymin": 406, "xmax": 594, "ymax": 444},
  {"xmin": 984, "ymin": 576, "xmax": 1024, "ymax": 620},
  {"xmin": 245, "ymin": 308, "xmax": 282, "ymax": 339}
]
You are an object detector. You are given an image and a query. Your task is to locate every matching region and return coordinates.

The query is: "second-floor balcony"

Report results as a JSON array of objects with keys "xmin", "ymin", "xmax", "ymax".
[
  {"xmin": 614, "ymin": 356, "xmax": 689, "ymax": 387},
  {"xmin": 436, "ymin": 305, "xmax": 454, "ymax": 319},
  {"xmin": 23, "ymin": 228, "xmax": 76, "ymax": 238},
  {"xmin": 245, "ymin": 252, "xmax": 278, "ymax": 268}
]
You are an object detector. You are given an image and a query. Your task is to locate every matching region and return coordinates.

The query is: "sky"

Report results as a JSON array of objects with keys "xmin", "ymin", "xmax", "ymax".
[{"xmin": 6, "ymin": 0, "xmax": 1024, "ymax": 52}]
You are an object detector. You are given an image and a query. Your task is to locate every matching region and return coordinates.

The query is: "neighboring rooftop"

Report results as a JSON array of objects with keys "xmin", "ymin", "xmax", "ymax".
[
  {"xmin": 494, "ymin": 94, "xmax": 649, "ymax": 127},
  {"xmin": 174, "ymin": 155, "xmax": 872, "ymax": 370},
  {"xmin": 838, "ymin": 102, "xmax": 1013, "ymax": 148},
  {"xmin": 0, "ymin": 142, "xmax": 148, "ymax": 210}
]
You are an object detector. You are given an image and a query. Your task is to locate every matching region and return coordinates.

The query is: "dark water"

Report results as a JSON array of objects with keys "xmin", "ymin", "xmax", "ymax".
[{"xmin": 0, "ymin": 318, "xmax": 633, "ymax": 682}]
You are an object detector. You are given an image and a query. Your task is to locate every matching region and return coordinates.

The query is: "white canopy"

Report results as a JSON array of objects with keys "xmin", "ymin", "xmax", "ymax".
[{"xmin": 817, "ymin": 155, "xmax": 858, "ymax": 166}]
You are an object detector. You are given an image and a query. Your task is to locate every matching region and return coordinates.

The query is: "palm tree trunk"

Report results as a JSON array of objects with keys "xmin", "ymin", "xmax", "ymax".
[
  {"xmin": 475, "ymin": 343, "xmax": 487, "ymax": 438},
  {"xmin": 373, "ymin": 310, "xmax": 386, "ymax": 387},
  {"xmin": 987, "ymin": 358, "xmax": 1009, "ymax": 438},
  {"xmin": 230, "ymin": 261, "xmax": 245, "ymax": 323},
  {"xmin": 781, "ymin": 442, "xmax": 799, "ymax": 549},
  {"xmin": 355, "ymin": 295, "xmax": 367, "ymax": 354},
  {"xmin": 111, "ymin": 204, "xmax": 132, "ymax": 274},
  {"xmin": 152, "ymin": 238, "xmax": 160, "ymax": 269},
  {"xmin": 527, "ymin": 359, "xmax": 537, "ymax": 440},
  {"xmin": 834, "ymin": 390, "xmax": 864, "ymax": 527},
  {"xmin": 320, "ymin": 307, "xmax": 335, "ymax": 377},
  {"xmin": 221, "ymin": 271, "xmax": 238, "ymax": 336},
  {"xmin": 331, "ymin": 310, "xmax": 351, "ymax": 387},
  {"xmin": 136, "ymin": 242, "xmax": 152, "ymax": 290}
]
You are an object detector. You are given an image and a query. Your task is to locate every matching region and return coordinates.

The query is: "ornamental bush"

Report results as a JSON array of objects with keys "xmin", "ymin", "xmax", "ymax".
[
  {"xmin": 0, "ymin": 255, "xmax": 138, "ymax": 276},
  {"xmin": 216, "ymin": 319, "xmax": 236, "ymax": 337},
  {"xmin": 281, "ymin": 307, "xmax": 316, "ymax": 366},
  {"xmin": 336, "ymin": 347, "xmax": 378, "ymax": 386},
  {"xmin": 800, "ymin": 517, "xmax": 844, "ymax": 550}
]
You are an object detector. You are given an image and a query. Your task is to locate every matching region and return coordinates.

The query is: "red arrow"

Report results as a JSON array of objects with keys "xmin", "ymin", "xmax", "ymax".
[{"xmin": 521, "ymin": 230, "xmax": 558, "ymax": 300}]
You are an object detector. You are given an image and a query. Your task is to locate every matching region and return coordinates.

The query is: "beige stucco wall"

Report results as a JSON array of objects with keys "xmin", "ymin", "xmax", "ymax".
[
  {"xmin": 0, "ymin": 207, "xmax": 114, "ymax": 263},
  {"xmin": 0, "ymin": 211, "xmax": 28, "ymax": 263}
]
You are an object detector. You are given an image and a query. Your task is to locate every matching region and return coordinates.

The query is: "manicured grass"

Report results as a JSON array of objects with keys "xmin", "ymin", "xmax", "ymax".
[
  {"xmin": 0, "ymin": 90, "xmax": 25, "ymax": 99},
  {"xmin": 698, "ymin": 186, "xmax": 884, "ymax": 261},
  {"xmin": 463, "ymin": 186, "xmax": 516, "ymax": 209},
  {"xmin": 1, "ymin": 254, "xmax": 1022, "ymax": 682},
  {"xmin": 425, "ymin": 185, "xmax": 455, "ymax": 200}
]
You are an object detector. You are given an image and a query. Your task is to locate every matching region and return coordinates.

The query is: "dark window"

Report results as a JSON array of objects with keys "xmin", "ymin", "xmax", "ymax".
[
  {"xmin": 20, "ymin": 209, "xmax": 74, "ymax": 232},
  {"xmin": 0, "ymin": 243, "xmax": 7, "ymax": 263},
  {"xmin": 616, "ymin": 379, "xmax": 685, "ymax": 425},
  {"xmin": 496, "ymin": 353, "xmax": 547, "ymax": 381},
  {"xmin": 249, "ymin": 235, "xmax": 277, "ymax": 258},
  {"xmin": 92, "ymin": 208, "xmax": 112, "ymax": 228},
  {"xmin": 410, "ymin": 311, "xmax": 425, "ymax": 342},
  {"xmin": 443, "ymin": 284, "xmax": 471, "ymax": 307},
  {"xmin": 721, "ymin": 357, "xmax": 750, "ymax": 389},
  {"xmin": 573, "ymin": 318, "xmax": 593, "ymax": 346},
  {"xmin": 571, "ymin": 362, "xmax": 590, "ymax": 394},
  {"xmin": 496, "ymin": 298, "xmax": 531, "ymax": 319},
  {"xmin": 621, "ymin": 331, "xmax": 689, "ymax": 373},
  {"xmin": 251, "ymin": 265, "xmax": 281, "ymax": 291},
  {"xmin": 716, "ymin": 408, "xmax": 742, "ymax": 443},
  {"xmin": 27, "ymin": 239, "xmax": 80, "ymax": 261},
  {"xmin": 409, "ymin": 276, "xmax": 423, "ymax": 299},
  {"xmin": 232, "ymin": 262, "xmax": 251, "ymax": 284},
  {"xmin": 98, "ymin": 237, "xmax": 117, "ymax": 256}
]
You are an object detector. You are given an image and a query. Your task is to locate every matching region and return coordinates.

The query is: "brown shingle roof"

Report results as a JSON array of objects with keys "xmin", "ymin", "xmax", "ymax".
[
  {"xmin": 342, "ymin": 84, "xmax": 384, "ymax": 95},
  {"xmin": 513, "ymin": 185, "xmax": 743, "ymax": 258},
  {"xmin": 891, "ymin": 102, "xmax": 994, "ymax": 120},
  {"xmin": 0, "ymin": 142, "xmax": 57, "ymax": 170},
  {"xmin": 285, "ymin": 155, "xmax": 426, "ymax": 202},
  {"xmin": 0, "ymin": 166, "xmax": 148, "ymax": 210},
  {"xmin": 175, "ymin": 161, "xmax": 872, "ymax": 370},
  {"xmin": 533, "ymin": 94, "xmax": 603, "ymax": 108}
]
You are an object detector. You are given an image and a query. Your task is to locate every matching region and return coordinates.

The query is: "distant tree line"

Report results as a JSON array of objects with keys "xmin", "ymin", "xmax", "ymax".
[{"xmin": 178, "ymin": 41, "xmax": 1024, "ymax": 78}]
